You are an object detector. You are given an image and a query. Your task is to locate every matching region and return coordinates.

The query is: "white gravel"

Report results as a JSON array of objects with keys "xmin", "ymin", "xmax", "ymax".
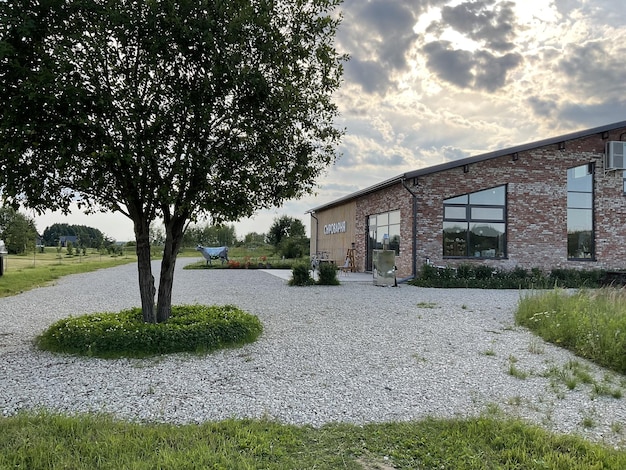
[{"xmin": 1, "ymin": 258, "xmax": 625, "ymax": 448}]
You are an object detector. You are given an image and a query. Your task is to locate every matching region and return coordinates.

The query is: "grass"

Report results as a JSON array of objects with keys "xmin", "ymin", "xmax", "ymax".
[
  {"xmin": 516, "ymin": 288, "xmax": 626, "ymax": 374},
  {"xmin": 0, "ymin": 251, "xmax": 139, "ymax": 297},
  {"xmin": 1, "ymin": 412, "xmax": 625, "ymax": 469}
]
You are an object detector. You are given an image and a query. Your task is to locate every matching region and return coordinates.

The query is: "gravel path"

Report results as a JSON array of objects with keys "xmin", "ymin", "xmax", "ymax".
[{"xmin": 1, "ymin": 259, "xmax": 625, "ymax": 447}]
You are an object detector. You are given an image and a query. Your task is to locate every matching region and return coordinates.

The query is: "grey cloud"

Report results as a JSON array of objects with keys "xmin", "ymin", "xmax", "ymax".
[
  {"xmin": 440, "ymin": 0, "xmax": 517, "ymax": 52},
  {"xmin": 343, "ymin": 59, "xmax": 393, "ymax": 95},
  {"xmin": 474, "ymin": 50, "xmax": 522, "ymax": 91},
  {"xmin": 558, "ymin": 41, "xmax": 626, "ymax": 99},
  {"xmin": 527, "ymin": 96, "xmax": 558, "ymax": 119},
  {"xmin": 423, "ymin": 41, "xmax": 521, "ymax": 91},
  {"xmin": 423, "ymin": 41, "xmax": 474, "ymax": 88},
  {"xmin": 338, "ymin": 0, "xmax": 446, "ymax": 95}
]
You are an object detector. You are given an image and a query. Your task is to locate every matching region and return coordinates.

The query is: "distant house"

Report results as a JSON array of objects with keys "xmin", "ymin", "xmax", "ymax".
[
  {"xmin": 308, "ymin": 120, "xmax": 626, "ymax": 280},
  {"xmin": 59, "ymin": 236, "xmax": 79, "ymax": 247}
]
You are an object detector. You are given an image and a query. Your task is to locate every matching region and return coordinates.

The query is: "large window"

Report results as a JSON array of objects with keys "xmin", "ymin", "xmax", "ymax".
[
  {"xmin": 567, "ymin": 164, "xmax": 594, "ymax": 259},
  {"xmin": 443, "ymin": 185, "xmax": 506, "ymax": 258}
]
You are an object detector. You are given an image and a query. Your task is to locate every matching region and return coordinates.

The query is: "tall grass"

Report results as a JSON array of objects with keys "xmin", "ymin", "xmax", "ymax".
[
  {"xmin": 1, "ymin": 412, "xmax": 624, "ymax": 469},
  {"xmin": 516, "ymin": 288, "xmax": 626, "ymax": 374}
]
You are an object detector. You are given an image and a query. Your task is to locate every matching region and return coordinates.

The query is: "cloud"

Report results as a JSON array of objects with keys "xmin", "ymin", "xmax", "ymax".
[
  {"xmin": 423, "ymin": 41, "xmax": 522, "ymax": 91},
  {"xmin": 338, "ymin": 0, "xmax": 429, "ymax": 95},
  {"xmin": 440, "ymin": 0, "xmax": 518, "ymax": 52}
]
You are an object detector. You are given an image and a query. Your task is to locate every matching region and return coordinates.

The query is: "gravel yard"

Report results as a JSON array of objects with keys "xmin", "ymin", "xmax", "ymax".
[{"xmin": 1, "ymin": 259, "xmax": 625, "ymax": 448}]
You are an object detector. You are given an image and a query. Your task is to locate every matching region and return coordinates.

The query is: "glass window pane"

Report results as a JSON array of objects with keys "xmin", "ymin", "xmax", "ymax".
[
  {"xmin": 377, "ymin": 213, "xmax": 389, "ymax": 226},
  {"xmin": 388, "ymin": 224, "xmax": 400, "ymax": 255},
  {"xmin": 567, "ymin": 165, "xmax": 592, "ymax": 192},
  {"xmin": 443, "ymin": 222, "xmax": 467, "ymax": 256},
  {"xmin": 567, "ymin": 192, "xmax": 592, "ymax": 209},
  {"xmin": 567, "ymin": 208, "xmax": 592, "ymax": 232},
  {"xmin": 469, "ymin": 223, "xmax": 505, "ymax": 258},
  {"xmin": 470, "ymin": 207, "xmax": 504, "ymax": 220},
  {"xmin": 444, "ymin": 194, "xmax": 468, "ymax": 204},
  {"xmin": 389, "ymin": 210, "xmax": 401, "ymax": 225},
  {"xmin": 469, "ymin": 186, "xmax": 505, "ymax": 204},
  {"xmin": 369, "ymin": 215, "xmax": 376, "ymax": 227},
  {"xmin": 444, "ymin": 206, "xmax": 467, "ymax": 219},
  {"xmin": 568, "ymin": 230, "xmax": 593, "ymax": 259}
]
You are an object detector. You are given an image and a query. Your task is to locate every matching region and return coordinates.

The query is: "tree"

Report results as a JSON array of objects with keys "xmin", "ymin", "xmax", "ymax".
[
  {"xmin": 0, "ymin": 207, "xmax": 38, "ymax": 254},
  {"xmin": 267, "ymin": 215, "xmax": 307, "ymax": 248},
  {"xmin": 267, "ymin": 215, "xmax": 308, "ymax": 258},
  {"xmin": 243, "ymin": 232, "xmax": 267, "ymax": 248},
  {"xmin": 0, "ymin": 0, "xmax": 345, "ymax": 323},
  {"xmin": 42, "ymin": 223, "xmax": 107, "ymax": 248}
]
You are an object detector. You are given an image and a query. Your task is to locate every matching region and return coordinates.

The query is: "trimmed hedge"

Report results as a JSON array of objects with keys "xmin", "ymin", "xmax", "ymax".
[
  {"xmin": 36, "ymin": 304, "xmax": 263, "ymax": 358},
  {"xmin": 410, "ymin": 264, "xmax": 606, "ymax": 289}
]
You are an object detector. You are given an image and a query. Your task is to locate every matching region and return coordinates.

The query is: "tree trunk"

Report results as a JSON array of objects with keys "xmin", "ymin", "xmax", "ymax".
[
  {"xmin": 134, "ymin": 220, "xmax": 156, "ymax": 323},
  {"xmin": 155, "ymin": 215, "xmax": 186, "ymax": 323}
]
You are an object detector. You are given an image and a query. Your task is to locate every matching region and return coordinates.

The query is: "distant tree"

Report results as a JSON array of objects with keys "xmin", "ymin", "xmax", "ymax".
[
  {"xmin": 267, "ymin": 215, "xmax": 307, "ymax": 248},
  {"xmin": 0, "ymin": 207, "xmax": 37, "ymax": 254},
  {"xmin": 42, "ymin": 223, "xmax": 106, "ymax": 248},
  {"xmin": 243, "ymin": 232, "xmax": 267, "ymax": 248},
  {"xmin": 185, "ymin": 223, "xmax": 236, "ymax": 247},
  {"xmin": 267, "ymin": 215, "xmax": 308, "ymax": 258},
  {"xmin": 0, "ymin": 0, "xmax": 345, "ymax": 323}
]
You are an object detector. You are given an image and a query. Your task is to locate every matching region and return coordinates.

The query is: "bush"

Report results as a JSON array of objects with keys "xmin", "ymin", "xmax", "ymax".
[
  {"xmin": 36, "ymin": 304, "xmax": 263, "ymax": 358},
  {"xmin": 410, "ymin": 264, "xmax": 606, "ymax": 289},
  {"xmin": 289, "ymin": 264, "xmax": 314, "ymax": 286},
  {"xmin": 317, "ymin": 261, "xmax": 340, "ymax": 285}
]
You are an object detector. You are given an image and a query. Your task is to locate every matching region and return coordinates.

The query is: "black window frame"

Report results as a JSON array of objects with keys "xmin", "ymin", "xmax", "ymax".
[
  {"xmin": 567, "ymin": 163, "xmax": 595, "ymax": 261},
  {"xmin": 443, "ymin": 185, "xmax": 507, "ymax": 259}
]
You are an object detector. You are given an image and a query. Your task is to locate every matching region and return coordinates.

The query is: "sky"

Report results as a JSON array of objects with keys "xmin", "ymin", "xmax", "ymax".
[{"xmin": 33, "ymin": 0, "xmax": 626, "ymax": 242}]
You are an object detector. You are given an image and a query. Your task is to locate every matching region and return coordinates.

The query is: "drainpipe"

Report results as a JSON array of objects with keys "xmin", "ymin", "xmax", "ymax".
[
  {"xmin": 310, "ymin": 212, "xmax": 319, "ymax": 258},
  {"xmin": 402, "ymin": 178, "xmax": 418, "ymax": 280}
]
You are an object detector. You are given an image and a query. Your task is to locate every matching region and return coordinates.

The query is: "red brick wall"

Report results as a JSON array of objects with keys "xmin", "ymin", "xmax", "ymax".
[
  {"xmin": 414, "ymin": 130, "xmax": 626, "ymax": 273},
  {"xmin": 315, "ymin": 127, "xmax": 626, "ymax": 278}
]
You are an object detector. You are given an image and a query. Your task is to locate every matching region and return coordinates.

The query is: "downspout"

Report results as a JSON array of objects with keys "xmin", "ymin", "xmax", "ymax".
[
  {"xmin": 310, "ymin": 212, "xmax": 319, "ymax": 258},
  {"xmin": 401, "ymin": 177, "xmax": 418, "ymax": 281}
]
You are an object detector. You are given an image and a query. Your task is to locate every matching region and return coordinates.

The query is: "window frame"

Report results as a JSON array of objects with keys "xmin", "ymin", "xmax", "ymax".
[
  {"xmin": 567, "ymin": 163, "xmax": 595, "ymax": 261},
  {"xmin": 443, "ymin": 184, "xmax": 507, "ymax": 259}
]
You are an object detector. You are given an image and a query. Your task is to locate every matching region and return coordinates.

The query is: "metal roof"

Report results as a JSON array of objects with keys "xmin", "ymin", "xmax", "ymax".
[{"xmin": 307, "ymin": 120, "xmax": 626, "ymax": 213}]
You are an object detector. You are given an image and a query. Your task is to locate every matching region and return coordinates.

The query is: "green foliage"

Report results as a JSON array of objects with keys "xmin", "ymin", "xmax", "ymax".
[
  {"xmin": 0, "ymin": 206, "xmax": 37, "ymax": 254},
  {"xmin": 0, "ymin": 0, "xmax": 345, "ymax": 322},
  {"xmin": 1, "ymin": 412, "xmax": 625, "ymax": 469},
  {"xmin": 41, "ymin": 223, "xmax": 110, "ymax": 248},
  {"xmin": 411, "ymin": 264, "xmax": 607, "ymax": 289},
  {"xmin": 288, "ymin": 264, "xmax": 314, "ymax": 286},
  {"xmin": 516, "ymin": 288, "xmax": 626, "ymax": 374},
  {"xmin": 267, "ymin": 215, "xmax": 309, "ymax": 259},
  {"xmin": 184, "ymin": 224, "xmax": 237, "ymax": 248},
  {"xmin": 36, "ymin": 305, "xmax": 263, "ymax": 358},
  {"xmin": 317, "ymin": 261, "xmax": 340, "ymax": 285}
]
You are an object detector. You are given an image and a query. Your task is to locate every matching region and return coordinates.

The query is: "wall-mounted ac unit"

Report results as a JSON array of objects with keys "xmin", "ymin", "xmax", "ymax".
[{"xmin": 606, "ymin": 141, "xmax": 626, "ymax": 170}]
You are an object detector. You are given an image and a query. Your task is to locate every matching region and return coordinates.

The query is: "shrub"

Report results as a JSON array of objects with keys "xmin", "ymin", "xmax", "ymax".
[
  {"xmin": 317, "ymin": 261, "xmax": 339, "ymax": 285},
  {"xmin": 288, "ymin": 264, "xmax": 314, "ymax": 286},
  {"xmin": 36, "ymin": 304, "xmax": 263, "ymax": 358},
  {"xmin": 411, "ymin": 264, "xmax": 606, "ymax": 289}
]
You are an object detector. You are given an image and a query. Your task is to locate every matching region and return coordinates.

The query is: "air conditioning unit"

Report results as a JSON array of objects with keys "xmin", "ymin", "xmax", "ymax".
[{"xmin": 606, "ymin": 141, "xmax": 626, "ymax": 170}]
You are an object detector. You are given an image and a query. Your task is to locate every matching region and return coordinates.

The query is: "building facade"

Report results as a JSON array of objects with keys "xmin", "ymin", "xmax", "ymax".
[{"xmin": 308, "ymin": 121, "xmax": 626, "ymax": 280}]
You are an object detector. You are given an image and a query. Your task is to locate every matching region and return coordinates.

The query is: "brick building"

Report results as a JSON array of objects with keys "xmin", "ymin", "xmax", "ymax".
[{"xmin": 308, "ymin": 121, "xmax": 626, "ymax": 280}]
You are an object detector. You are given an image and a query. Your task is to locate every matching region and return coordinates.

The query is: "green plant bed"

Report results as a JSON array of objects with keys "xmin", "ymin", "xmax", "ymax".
[
  {"xmin": 410, "ymin": 264, "xmax": 606, "ymax": 289},
  {"xmin": 36, "ymin": 305, "xmax": 263, "ymax": 358}
]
